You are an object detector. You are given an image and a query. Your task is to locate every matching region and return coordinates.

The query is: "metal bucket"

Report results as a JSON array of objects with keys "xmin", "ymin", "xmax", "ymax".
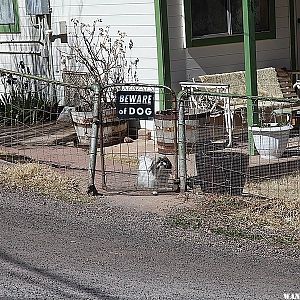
[{"xmin": 195, "ymin": 150, "xmax": 249, "ymax": 195}]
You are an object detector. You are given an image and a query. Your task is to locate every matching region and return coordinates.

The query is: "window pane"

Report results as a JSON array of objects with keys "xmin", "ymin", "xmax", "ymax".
[
  {"xmin": 231, "ymin": 0, "xmax": 243, "ymax": 34},
  {"xmin": 191, "ymin": 0, "xmax": 228, "ymax": 37},
  {"xmin": 255, "ymin": 0, "xmax": 269, "ymax": 32},
  {"xmin": 25, "ymin": 0, "xmax": 50, "ymax": 15},
  {"xmin": 231, "ymin": 0, "xmax": 270, "ymax": 34},
  {"xmin": 0, "ymin": 0, "xmax": 15, "ymax": 24}
]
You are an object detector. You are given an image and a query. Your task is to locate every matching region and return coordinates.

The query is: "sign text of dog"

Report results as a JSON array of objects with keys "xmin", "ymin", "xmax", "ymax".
[{"xmin": 116, "ymin": 91, "xmax": 155, "ymax": 120}]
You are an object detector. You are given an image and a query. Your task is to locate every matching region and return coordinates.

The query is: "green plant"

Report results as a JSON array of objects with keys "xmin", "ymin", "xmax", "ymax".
[
  {"xmin": 255, "ymin": 106, "xmax": 292, "ymax": 127},
  {"xmin": 0, "ymin": 67, "xmax": 58, "ymax": 125}
]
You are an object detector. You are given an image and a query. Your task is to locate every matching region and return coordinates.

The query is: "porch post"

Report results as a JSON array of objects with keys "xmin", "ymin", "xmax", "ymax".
[
  {"xmin": 242, "ymin": 0, "xmax": 259, "ymax": 155},
  {"xmin": 154, "ymin": 0, "xmax": 172, "ymax": 110}
]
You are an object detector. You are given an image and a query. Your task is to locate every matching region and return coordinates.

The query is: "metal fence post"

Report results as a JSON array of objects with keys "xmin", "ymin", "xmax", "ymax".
[
  {"xmin": 98, "ymin": 88, "xmax": 106, "ymax": 191},
  {"xmin": 88, "ymin": 84, "xmax": 101, "ymax": 195},
  {"xmin": 172, "ymin": 93, "xmax": 179, "ymax": 191},
  {"xmin": 178, "ymin": 92, "xmax": 187, "ymax": 192}
]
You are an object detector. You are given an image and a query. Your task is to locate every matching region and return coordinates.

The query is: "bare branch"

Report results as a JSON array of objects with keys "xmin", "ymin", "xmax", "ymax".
[{"xmin": 63, "ymin": 19, "xmax": 139, "ymax": 89}]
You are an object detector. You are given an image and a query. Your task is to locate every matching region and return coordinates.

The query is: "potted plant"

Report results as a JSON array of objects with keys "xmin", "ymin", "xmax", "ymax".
[{"xmin": 249, "ymin": 108, "xmax": 293, "ymax": 159}]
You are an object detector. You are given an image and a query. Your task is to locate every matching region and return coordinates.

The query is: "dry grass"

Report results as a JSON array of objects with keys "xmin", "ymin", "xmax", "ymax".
[
  {"xmin": 0, "ymin": 163, "xmax": 91, "ymax": 203},
  {"xmin": 246, "ymin": 173, "xmax": 300, "ymax": 202},
  {"xmin": 169, "ymin": 175, "xmax": 300, "ymax": 246}
]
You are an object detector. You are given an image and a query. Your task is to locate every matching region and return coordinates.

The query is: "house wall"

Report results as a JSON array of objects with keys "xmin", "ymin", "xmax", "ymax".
[
  {"xmin": 0, "ymin": 0, "xmax": 159, "ymax": 84},
  {"xmin": 167, "ymin": 0, "xmax": 292, "ymax": 90}
]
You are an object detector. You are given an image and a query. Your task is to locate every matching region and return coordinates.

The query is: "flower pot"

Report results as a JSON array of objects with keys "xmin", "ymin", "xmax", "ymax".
[
  {"xmin": 71, "ymin": 109, "xmax": 128, "ymax": 147},
  {"xmin": 154, "ymin": 109, "xmax": 210, "ymax": 154},
  {"xmin": 250, "ymin": 123, "xmax": 293, "ymax": 159}
]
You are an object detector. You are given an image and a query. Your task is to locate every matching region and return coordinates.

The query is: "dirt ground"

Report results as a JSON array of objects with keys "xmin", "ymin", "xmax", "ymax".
[{"xmin": 104, "ymin": 192, "xmax": 197, "ymax": 216}]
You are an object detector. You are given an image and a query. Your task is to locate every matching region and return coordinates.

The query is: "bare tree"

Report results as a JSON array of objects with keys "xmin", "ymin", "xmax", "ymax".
[{"xmin": 61, "ymin": 19, "xmax": 139, "ymax": 88}]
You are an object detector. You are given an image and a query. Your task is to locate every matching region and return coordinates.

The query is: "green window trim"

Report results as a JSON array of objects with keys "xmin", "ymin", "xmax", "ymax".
[
  {"xmin": 184, "ymin": 0, "xmax": 276, "ymax": 48},
  {"xmin": 0, "ymin": 0, "xmax": 20, "ymax": 34},
  {"xmin": 154, "ymin": 0, "xmax": 172, "ymax": 109}
]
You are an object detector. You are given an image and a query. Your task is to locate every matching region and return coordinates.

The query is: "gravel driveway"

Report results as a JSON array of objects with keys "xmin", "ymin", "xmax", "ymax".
[{"xmin": 0, "ymin": 188, "xmax": 299, "ymax": 300}]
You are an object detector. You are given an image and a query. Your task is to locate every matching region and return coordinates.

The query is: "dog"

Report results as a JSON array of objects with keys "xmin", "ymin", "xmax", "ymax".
[{"xmin": 137, "ymin": 155, "xmax": 172, "ymax": 189}]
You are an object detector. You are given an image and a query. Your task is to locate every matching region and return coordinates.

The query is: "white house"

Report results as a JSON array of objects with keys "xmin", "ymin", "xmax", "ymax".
[{"xmin": 0, "ymin": 0, "xmax": 298, "ymax": 97}]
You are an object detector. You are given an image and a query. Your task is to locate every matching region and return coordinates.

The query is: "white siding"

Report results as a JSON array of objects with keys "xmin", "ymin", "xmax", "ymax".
[
  {"xmin": 0, "ymin": 0, "xmax": 158, "ymax": 84},
  {"xmin": 167, "ymin": 0, "xmax": 292, "ymax": 88}
]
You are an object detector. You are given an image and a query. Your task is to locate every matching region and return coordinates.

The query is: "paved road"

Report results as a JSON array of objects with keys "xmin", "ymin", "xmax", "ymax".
[{"xmin": 0, "ymin": 188, "xmax": 299, "ymax": 300}]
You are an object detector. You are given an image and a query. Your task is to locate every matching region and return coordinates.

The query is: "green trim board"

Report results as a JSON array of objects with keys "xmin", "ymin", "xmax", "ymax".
[
  {"xmin": 184, "ymin": 0, "xmax": 276, "ymax": 47},
  {"xmin": 243, "ymin": 0, "xmax": 259, "ymax": 156},
  {"xmin": 0, "ymin": 0, "xmax": 20, "ymax": 33},
  {"xmin": 154, "ymin": 0, "xmax": 172, "ymax": 109},
  {"xmin": 243, "ymin": 0, "xmax": 258, "ymax": 97}
]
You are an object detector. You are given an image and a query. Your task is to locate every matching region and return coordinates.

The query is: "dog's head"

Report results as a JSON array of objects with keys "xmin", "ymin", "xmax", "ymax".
[{"xmin": 155, "ymin": 156, "xmax": 172, "ymax": 170}]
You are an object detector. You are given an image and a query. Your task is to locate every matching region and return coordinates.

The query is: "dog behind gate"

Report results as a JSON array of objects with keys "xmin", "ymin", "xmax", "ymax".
[{"xmin": 137, "ymin": 155, "xmax": 172, "ymax": 189}]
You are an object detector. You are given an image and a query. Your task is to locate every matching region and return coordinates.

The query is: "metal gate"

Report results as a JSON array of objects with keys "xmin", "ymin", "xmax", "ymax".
[{"xmin": 87, "ymin": 83, "xmax": 179, "ymax": 195}]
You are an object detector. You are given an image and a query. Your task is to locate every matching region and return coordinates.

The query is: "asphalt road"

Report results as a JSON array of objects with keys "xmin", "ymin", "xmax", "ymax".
[{"xmin": 0, "ymin": 188, "xmax": 299, "ymax": 300}]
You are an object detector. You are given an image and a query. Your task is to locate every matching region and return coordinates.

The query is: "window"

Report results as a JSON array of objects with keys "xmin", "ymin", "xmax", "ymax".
[
  {"xmin": 0, "ymin": 0, "xmax": 20, "ymax": 33},
  {"xmin": 25, "ymin": 0, "xmax": 50, "ymax": 16},
  {"xmin": 184, "ymin": 0, "xmax": 275, "ymax": 47}
]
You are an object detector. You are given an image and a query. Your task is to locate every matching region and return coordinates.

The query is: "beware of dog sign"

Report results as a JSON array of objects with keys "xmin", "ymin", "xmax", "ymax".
[{"xmin": 116, "ymin": 91, "xmax": 155, "ymax": 120}]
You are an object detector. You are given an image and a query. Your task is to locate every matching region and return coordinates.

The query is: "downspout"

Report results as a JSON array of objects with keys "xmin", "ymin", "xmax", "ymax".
[
  {"xmin": 154, "ymin": 0, "xmax": 172, "ymax": 110},
  {"xmin": 242, "ymin": 0, "xmax": 259, "ymax": 155}
]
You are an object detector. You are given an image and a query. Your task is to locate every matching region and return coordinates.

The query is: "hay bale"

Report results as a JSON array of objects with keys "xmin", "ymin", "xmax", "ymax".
[{"xmin": 198, "ymin": 67, "xmax": 283, "ymax": 98}]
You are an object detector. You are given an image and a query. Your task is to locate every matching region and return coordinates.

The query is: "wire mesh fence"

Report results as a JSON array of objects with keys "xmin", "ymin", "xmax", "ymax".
[
  {"xmin": 179, "ymin": 84, "xmax": 300, "ymax": 202},
  {"xmin": 90, "ymin": 83, "xmax": 179, "ymax": 193},
  {"xmin": 0, "ymin": 69, "xmax": 179, "ymax": 194},
  {"xmin": 1, "ymin": 67, "xmax": 300, "ymax": 200},
  {"xmin": 0, "ymin": 69, "xmax": 91, "ymax": 194}
]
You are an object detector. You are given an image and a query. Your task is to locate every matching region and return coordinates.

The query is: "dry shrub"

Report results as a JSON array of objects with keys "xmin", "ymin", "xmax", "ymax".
[{"xmin": 0, "ymin": 163, "xmax": 90, "ymax": 203}]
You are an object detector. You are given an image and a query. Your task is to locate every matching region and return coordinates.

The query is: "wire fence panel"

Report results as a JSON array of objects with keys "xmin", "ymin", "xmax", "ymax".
[
  {"xmin": 179, "ymin": 86, "xmax": 300, "ymax": 202},
  {"xmin": 2, "ymin": 67, "xmax": 299, "ymax": 200},
  {"xmin": 0, "ymin": 70, "xmax": 179, "ymax": 194},
  {"xmin": 246, "ymin": 96, "xmax": 300, "ymax": 201},
  {"xmin": 0, "ymin": 69, "xmax": 94, "ymax": 193}
]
